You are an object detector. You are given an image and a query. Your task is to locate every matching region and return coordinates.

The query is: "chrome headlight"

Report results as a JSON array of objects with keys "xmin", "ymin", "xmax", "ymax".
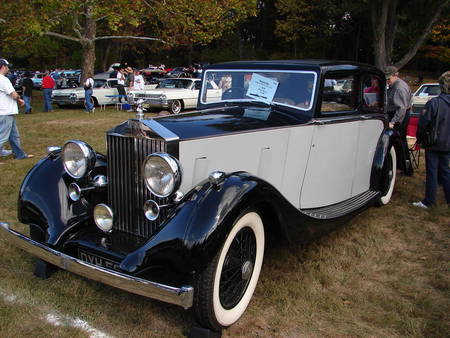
[
  {"xmin": 160, "ymin": 94, "xmax": 167, "ymax": 101},
  {"xmin": 62, "ymin": 140, "xmax": 96, "ymax": 179},
  {"xmin": 143, "ymin": 153, "xmax": 182, "ymax": 198}
]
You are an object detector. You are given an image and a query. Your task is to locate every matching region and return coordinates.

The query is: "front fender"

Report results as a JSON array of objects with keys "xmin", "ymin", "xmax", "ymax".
[
  {"xmin": 18, "ymin": 152, "xmax": 107, "ymax": 245},
  {"xmin": 121, "ymin": 172, "xmax": 299, "ymax": 274}
]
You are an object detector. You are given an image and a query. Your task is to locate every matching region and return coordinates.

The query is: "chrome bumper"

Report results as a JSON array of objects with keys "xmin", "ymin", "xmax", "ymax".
[{"xmin": 0, "ymin": 222, "xmax": 193, "ymax": 309}]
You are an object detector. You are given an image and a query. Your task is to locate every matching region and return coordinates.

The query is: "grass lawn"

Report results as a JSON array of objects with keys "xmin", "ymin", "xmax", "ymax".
[{"xmin": 0, "ymin": 100, "xmax": 449, "ymax": 337}]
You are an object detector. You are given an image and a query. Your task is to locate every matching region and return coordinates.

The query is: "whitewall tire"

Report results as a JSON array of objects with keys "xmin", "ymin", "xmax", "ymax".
[
  {"xmin": 378, "ymin": 147, "xmax": 397, "ymax": 205},
  {"xmin": 194, "ymin": 210, "xmax": 265, "ymax": 330}
]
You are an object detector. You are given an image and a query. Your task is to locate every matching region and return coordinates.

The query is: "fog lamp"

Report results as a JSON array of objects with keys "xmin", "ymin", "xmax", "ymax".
[
  {"xmin": 68, "ymin": 182, "xmax": 82, "ymax": 201},
  {"xmin": 143, "ymin": 200, "xmax": 160, "ymax": 221},
  {"xmin": 94, "ymin": 204, "xmax": 114, "ymax": 233}
]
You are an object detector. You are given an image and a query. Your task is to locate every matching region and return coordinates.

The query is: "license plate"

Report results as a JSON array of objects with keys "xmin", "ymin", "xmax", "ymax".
[{"xmin": 78, "ymin": 249, "xmax": 121, "ymax": 271}]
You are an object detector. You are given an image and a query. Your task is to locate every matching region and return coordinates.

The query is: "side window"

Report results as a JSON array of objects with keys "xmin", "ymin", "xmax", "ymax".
[
  {"xmin": 321, "ymin": 74, "xmax": 356, "ymax": 113},
  {"xmin": 362, "ymin": 74, "xmax": 383, "ymax": 113},
  {"xmin": 195, "ymin": 81, "xmax": 202, "ymax": 90},
  {"xmin": 109, "ymin": 80, "xmax": 118, "ymax": 88}
]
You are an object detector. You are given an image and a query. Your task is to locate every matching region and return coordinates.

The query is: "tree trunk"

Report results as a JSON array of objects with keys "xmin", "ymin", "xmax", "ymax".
[
  {"xmin": 80, "ymin": 6, "xmax": 96, "ymax": 84},
  {"xmin": 371, "ymin": 0, "xmax": 389, "ymax": 70}
]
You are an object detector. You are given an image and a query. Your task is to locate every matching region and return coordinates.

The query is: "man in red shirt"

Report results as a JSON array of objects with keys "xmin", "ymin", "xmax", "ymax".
[{"xmin": 42, "ymin": 71, "xmax": 55, "ymax": 112}]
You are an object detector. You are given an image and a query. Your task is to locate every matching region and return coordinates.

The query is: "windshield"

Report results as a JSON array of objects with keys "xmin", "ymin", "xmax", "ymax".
[
  {"xmin": 157, "ymin": 79, "xmax": 193, "ymax": 89},
  {"xmin": 416, "ymin": 85, "xmax": 440, "ymax": 96},
  {"xmin": 201, "ymin": 69, "xmax": 317, "ymax": 111}
]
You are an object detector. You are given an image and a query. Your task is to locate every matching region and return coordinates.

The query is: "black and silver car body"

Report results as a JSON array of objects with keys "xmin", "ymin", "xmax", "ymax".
[{"xmin": 1, "ymin": 60, "xmax": 400, "ymax": 331}]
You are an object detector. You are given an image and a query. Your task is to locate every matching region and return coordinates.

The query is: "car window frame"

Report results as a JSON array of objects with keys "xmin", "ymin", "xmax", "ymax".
[{"xmin": 318, "ymin": 71, "xmax": 360, "ymax": 118}]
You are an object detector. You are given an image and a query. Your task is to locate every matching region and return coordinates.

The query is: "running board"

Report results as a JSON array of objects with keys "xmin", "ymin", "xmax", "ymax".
[{"xmin": 300, "ymin": 190, "xmax": 379, "ymax": 219}]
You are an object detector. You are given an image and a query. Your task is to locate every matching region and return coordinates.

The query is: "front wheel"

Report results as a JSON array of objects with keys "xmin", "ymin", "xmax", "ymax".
[
  {"xmin": 378, "ymin": 147, "xmax": 397, "ymax": 205},
  {"xmin": 169, "ymin": 99, "xmax": 182, "ymax": 114},
  {"xmin": 193, "ymin": 210, "xmax": 265, "ymax": 331}
]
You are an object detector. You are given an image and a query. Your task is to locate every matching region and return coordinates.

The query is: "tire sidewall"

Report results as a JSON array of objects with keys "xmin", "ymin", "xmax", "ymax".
[
  {"xmin": 212, "ymin": 211, "xmax": 265, "ymax": 327},
  {"xmin": 379, "ymin": 147, "xmax": 397, "ymax": 205},
  {"xmin": 170, "ymin": 100, "xmax": 182, "ymax": 114}
]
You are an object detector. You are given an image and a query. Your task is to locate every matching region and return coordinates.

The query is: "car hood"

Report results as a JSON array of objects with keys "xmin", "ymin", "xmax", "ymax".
[
  {"xmin": 153, "ymin": 106, "xmax": 310, "ymax": 140},
  {"xmin": 133, "ymin": 88, "xmax": 190, "ymax": 95},
  {"xmin": 52, "ymin": 87, "xmax": 84, "ymax": 95}
]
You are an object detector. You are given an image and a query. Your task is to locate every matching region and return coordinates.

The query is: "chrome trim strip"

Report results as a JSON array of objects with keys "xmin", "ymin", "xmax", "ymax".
[
  {"xmin": 141, "ymin": 119, "xmax": 179, "ymax": 142},
  {"xmin": 0, "ymin": 222, "xmax": 193, "ymax": 309}
]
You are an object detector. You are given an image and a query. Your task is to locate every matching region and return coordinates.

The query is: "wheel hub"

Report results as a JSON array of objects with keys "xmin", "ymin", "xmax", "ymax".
[{"xmin": 241, "ymin": 260, "xmax": 253, "ymax": 281}]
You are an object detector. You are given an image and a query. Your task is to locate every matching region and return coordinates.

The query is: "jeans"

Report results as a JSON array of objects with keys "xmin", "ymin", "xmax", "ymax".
[
  {"xmin": 43, "ymin": 88, "xmax": 53, "ymax": 112},
  {"xmin": 23, "ymin": 95, "xmax": 31, "ymax": 113},
  {"xmin": 117, "ymin": 85, "xmax": 127, "ymax": 103},
  {"xmin": 0, "ymin": 115, "xmax": 27, "ymax": 159},
  {"xmin": 423, "ymin": 150, "xmax": 450, "ymax": 206},
  {"xmin": 85, "ymin": 88, "xmax": 94, "ymax": 111}
]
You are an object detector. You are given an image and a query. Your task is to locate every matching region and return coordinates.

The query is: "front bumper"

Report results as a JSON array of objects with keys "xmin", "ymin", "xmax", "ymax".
[{"xmin": 0, "ymin": 222, "xmax": 193, "ymax": 309}]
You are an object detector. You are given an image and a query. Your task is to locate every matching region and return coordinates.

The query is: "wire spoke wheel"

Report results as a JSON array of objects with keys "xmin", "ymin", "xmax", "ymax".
[{"xmin": 219, "ymin": 227, "xmax": 256, "ymax": 309}]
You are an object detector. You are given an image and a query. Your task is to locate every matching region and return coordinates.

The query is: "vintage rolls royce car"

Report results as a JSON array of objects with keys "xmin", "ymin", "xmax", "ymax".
[
  {"xmin": 0, "ymin": 60, "xmax": 401, "ymax": 332},
  {"xmin": 128, "ymin": 77, "xmax": 222, "ymax": 114}
]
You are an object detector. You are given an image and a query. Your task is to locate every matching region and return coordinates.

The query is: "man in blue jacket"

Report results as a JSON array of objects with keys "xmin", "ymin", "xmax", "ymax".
[{"xmin": 413, "ymin": 71, "xmax": 450, "ymax": 209}]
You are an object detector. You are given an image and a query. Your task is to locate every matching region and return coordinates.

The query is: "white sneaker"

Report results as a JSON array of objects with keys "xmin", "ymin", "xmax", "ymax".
[
  {"xmin": 412, "ymin": 201, "xmax": 429, "ymax": 209},
  {"xmin": 0, "ymin": 149, "xmax": 12, "ymax": 157}
]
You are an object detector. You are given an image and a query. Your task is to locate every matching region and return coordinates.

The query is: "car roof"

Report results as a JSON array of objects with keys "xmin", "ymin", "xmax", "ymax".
[{"xmin": 205, "ymin": 59, "xmax": 381, "ymax": 74}]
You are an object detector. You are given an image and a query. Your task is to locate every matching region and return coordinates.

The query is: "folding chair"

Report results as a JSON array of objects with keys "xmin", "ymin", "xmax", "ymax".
[{"xmin": 409, "ymin": 141, "xmax": 421, "ymax": 169}]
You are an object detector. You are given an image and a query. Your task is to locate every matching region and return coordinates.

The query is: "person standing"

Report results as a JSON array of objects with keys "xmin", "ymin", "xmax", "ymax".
[
  {"xmin": 84, "ymin": 72, "xmax": 95, "ymax": 113},
  {"xmin": 0, "ymin": 58, "xmax": 34, "ymax": 163},
  {"xmin": 133, "ymin": 69, "xmax": 145, "ymax": 91},
  {"xmin": 126, "ymin": 67, "xmax": 134, "ymax": 90},
  {"xmin": 116, "ymin": 67, "xmax": 127, "ymax": 103},
  {"xmin": 385, "ymin": 66, "xmax": 413, "ymax": 176},
  {"xmin": 412, "ymin": 71, "xmax": 450, "ymax": 209},
  {"xmin": 42, "ymin": 70, "xmax": 55, "ymax": 112},
  {"xmin": 21, "ymin": 71, "xmax": 33, "ymax": 114}
]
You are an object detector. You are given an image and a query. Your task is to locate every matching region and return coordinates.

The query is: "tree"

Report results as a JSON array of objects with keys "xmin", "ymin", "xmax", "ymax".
[
  {"xmin": 370, "ymin": 0, "xmax": 449, "ymax": 70},
  {"xmin": 1, "ymin": 0, "xmax": 257, "ymax": 78},
  {"xmin": 145, "ymin": 0, "xmax": 257, "ymax": 63},
  {"xmin": 0, "ymin": 0, "xmax": 163, "ymax": 81}
]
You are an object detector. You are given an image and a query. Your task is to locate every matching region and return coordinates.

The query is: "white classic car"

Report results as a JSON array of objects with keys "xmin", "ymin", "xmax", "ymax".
[
  {"xmin": 52, "ymin": 78, "xmax": 122, "ymax": 107},
  {"xmin": 128, "ymin": 78, "xmax": 222, "ymax": 114},
  {"xmin": 411, "ymin": 83, "xmax": 440, "ymax": 116}
]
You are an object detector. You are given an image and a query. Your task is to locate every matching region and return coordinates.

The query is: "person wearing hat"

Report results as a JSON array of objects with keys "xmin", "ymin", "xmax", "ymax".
[
  {"xmin": 126, "ymin": 66, "xmax": 134, "ymax": 90},
  {"xmin": 385, "ymin": 65, "xmax": 413, "ymax": 176},
  {"xmin": 412, "ymin": 71, "xmax": 450, "ymax": 209},
  {"xmin": 0, "ymin": 58, "xmax": 34, "ymax": 163},
  {"xmin": 22, "ymin": 71, "xmax": 33, "ymax": 114}
]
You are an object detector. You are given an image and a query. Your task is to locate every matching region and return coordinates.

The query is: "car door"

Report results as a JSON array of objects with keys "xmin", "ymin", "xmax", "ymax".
[
  {"xmin": 182, "ymin": 80, "xmax": 200, "ymax": 108},
  {"xmin": 300, "ymin": 72, "xmax": 359, "ymax": 209}
]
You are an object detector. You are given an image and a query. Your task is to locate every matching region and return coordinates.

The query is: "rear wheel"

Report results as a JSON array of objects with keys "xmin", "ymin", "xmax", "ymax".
[
  {"xmin": 169, "ymin": 99, "xmax": 182, "ymax": 114},
  {"xmin": 194, "ymin": 210, "xmax": 265, "ymax": 331},
  {"xmin": 378, "ymin": 147, "xmax": 397, "ymax": 205}
]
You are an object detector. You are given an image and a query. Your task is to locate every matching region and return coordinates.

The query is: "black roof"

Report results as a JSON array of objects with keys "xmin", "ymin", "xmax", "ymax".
[{"xmin": 205, "ymin": 59, "xmax": 382, "ymax": 75}]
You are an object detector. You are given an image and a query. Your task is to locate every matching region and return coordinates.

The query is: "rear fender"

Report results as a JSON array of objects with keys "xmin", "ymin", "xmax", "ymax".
[{"xmin": 370, "ymin": 129, "xmax": 394, "ymax": 191}]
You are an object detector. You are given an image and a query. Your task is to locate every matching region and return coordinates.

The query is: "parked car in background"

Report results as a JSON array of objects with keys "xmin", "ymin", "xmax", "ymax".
[
  {"xmin": 31, "ymin": 72, "xmax": 44, "ymax": 89},
  {"xmin": 52, "ymin": 78, "xmax": 121, "ymax": 107},
  {"xmin": 411, "ymin": 83, "xmax": 440, "ymax": 116},
  {"xmin": 1, "ymin": 60, "xmax": 403, "ymax": 332},
  {"xmin": 128, "ymin": 77, "xmax": 221, "ymax": 114}
]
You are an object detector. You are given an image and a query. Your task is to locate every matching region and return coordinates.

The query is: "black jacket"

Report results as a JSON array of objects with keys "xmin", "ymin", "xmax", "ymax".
[{"xmin": 417, "ymin": 93, "xmax": 450, "ymax": 152}]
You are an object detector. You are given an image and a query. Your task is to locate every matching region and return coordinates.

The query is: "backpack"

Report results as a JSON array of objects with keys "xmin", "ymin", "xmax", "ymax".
[{"xmin": 417, "ymin": 98, "xmax": 441, "ymax": 148}]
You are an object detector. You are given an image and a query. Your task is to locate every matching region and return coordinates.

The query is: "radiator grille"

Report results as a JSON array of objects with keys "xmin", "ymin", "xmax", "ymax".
[{"xmin": 107, "ymin": 134, "xmax": 169, "ymax": 238}]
